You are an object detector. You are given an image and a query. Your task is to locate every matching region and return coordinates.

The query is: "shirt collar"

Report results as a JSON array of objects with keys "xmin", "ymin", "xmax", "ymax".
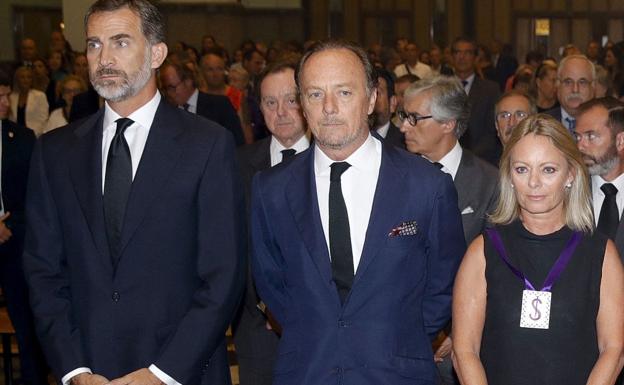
[
  {"xmin": 561, "ymin": 107, "xmax": 574, "ymax": 123},
  {"xmin": 375, "ymin": 121, "xmax": 391, "ymax": 138},
  {"xmin": 103, "ymin": 91, "xmax": 161, "ymax": 132},
  {"xmin": 270, "ymin": 132, "xmax": 311, "ymax": 153},
  {"xmin": 314, "ymin": 133, "xmax": 380, "ymax": 176},
  {"xmin": 186, "ymin": 88, "xmax": 199, "ymax": 108},
  {"xmin": 436, "ymin": 141, "xmax": 462, "ymax": 180},
  {"xmin": 593, "ymin": 173, "xmax": 624, "ymax": 195}
]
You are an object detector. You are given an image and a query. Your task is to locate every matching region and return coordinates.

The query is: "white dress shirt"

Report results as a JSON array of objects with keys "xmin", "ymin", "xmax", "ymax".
[
  {"xmin": 315, "ymin": 134, "xmax": 381, "ymax": 272},
  {"xmin": 434, "ymin": 141, "xmax": 463, "ymax": 180},
  {"xmin": 181, "ymin": 88, "xmax": 199, "ymax": 113},
  {"xmin": 459, "ymin": 73, "xmax": 476, "ymax": 95},
  {"xmin": 591, "ymin": 174, "xmax": 624, "ymax": 227},
  {"xmin": 65, "ymin": 91, "xmax": 181, "ymax": 385},
  {"xmin": 375, "ymin": 121, "xmax": 390, "ymax": 139},
  {"xmin": 269, "ymin": 133, "xmax": 310, "ymax": 167}
]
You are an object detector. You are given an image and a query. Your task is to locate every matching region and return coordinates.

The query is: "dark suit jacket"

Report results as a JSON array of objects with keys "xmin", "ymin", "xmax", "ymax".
[
  {"xmin": 544, "ymin": 106, "xmax": 563, "ymax": 124},
  {"xmin": 454, "ymin": 149, "xmax": 498, "ymax": 243},
  {"xmin": 69, "ymin": 87, "xmax": 100, "ymax": 123},
  {"xmin": 23, "ymin": 99, "xmax": 246, "ymax": 384},
  {"xmin": 383, "ymin": 122, "xmax": 405, "ymax": 149},
  {"xmin": 233, "ymin": 136, "xmax": 278, "ymax": 380},
  {"xmin": 196, "ymin": 91, "xmax": 245, "ymax": 146},
  {"xmin": 1, "ymin": 119, "xmax": 35, "ymax": 236},
  {"xmin": 250, "ymin": 138, "xmax": 466, "ymax": 385},
  {"xmin": 459, "ymin": 76, "xmax": 501, "ymax": 166}
]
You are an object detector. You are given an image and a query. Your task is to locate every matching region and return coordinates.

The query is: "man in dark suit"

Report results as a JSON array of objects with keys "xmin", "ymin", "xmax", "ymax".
[
  {"xmin": 0, "ymin": 74, "xmax": 49, "ymax": 385},
  {"xmin": 399, "ymin": 75, "xmax": 498, "ymax": 384},
  {"xmin": 68, "ymin": 86, "xmax": 101, "ymax": 122},
  {"xmin": 251, "ymin": 40, "xmax": 465, "ymax": 385},
  {"xmin": 159, "ymin": 60, "xmax": 245, "ymax": 146},
  {"xmin": 234, "ymin": 60, "xmax": 309, "ymax": 385},
  {"xmin": 452, "ymin": 37, "xmax": 501, "ymax": 166},
  {"xmin": 494, "ymin": 90, "xmax": 536, "ymax": 148},
  {"xmin": 22, "ymin": 2, "xmax": 245, "ymax": 385},
  {"xmin": 371, "ymin": 68, "xmax": 404, "ymax": 148},
  {"xmin": 576, "ymin": 97, "xmax": 624, "ymax": 253},
  {"xmin": 545, "ymin": 55, "xmax": 595, "ymax": 133}
]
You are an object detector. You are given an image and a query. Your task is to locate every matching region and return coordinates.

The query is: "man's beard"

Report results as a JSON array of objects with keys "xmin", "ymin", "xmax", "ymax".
[
  {"xmin": 585, "ymin": 142, "xmax": 619, "ymax": 176},
  {"xmin": 91, "ymin": 48, "xmax": 152, "ymax": 103}
]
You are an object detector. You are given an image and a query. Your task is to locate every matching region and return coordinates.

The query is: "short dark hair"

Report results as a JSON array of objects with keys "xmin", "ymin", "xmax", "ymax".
[
  {"xmin": 0, "ymin": 71, "xmax": 11, "ymax": 88},
  {"xmin": 495, "ymin": 90, "xmax": 538, "ymax": 115},
  {"xmin": 243, "ymin": 48, "xmax": 263, "ymax": 63},
  {"xmin": 395, "ymin": 74, "xmax": 420, "ymax": 85},
  {"xmin": 161, "ymin": 60, "xmax": 197, "ymax": 88},
  {"xmin": 452, "ymin": 36, "xmax": 478, "ymax": 55},
  {"xmin": 577, "ymin": 97, "xmax": 624, "ymax": 135},
  {"xmin": 84, "ymin": 0, "xmax": 165, "ymax": 45},
  {"xmin": 375, "ymin": 68, "xmax": 395, "ymax": 100},
  {"xmin": 256, "ymin": 59, "xmax": 298, "ymax": 101},
  {"xmin": 295, "ymin": 39, "xmax": 377, "ymax": 96}
]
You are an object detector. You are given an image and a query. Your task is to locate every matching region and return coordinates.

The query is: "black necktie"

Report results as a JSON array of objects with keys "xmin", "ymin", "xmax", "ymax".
[
  {"xmin": 598, "ymin": 183, "xmax": 619, "ymax": 239},
  {"xmin": 280, "ymin": 149, "xmax": 296, "ymax": 163},
  {"xmin": 565, "ymin": 117, "xmax": 576, "ymax": 131},
  {"xmin": 104, "ymin": 118, "xmax": 134, "ymax": 265},
  {"xmin": 329, "ymin": 162, "xmax": 353, "ymax": 304},
  {"xmin": 461, "ymin": 80, "xmax": 468, "ymax": 89},
  {"xmin": 433, "ymin": 162, "xmax": 443, "ymax": 170},
  {"xmin": 182, "ymin": 103, "xmax": 190, "ymax": 112}
]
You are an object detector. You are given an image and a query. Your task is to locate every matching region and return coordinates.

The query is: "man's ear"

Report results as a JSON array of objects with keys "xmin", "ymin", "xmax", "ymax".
[
  {"xmin": 389, "ymin": 95, "xmax": 397, "ymax": 114},
  {"xmin": 151, "ymin": 42, "xmax": 168, "ymax": 69}
]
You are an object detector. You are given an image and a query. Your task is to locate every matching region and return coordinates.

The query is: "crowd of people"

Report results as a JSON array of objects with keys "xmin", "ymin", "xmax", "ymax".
[{"xmin": 1, "ymin": 0, "xmax": 624, "ymax": 384}]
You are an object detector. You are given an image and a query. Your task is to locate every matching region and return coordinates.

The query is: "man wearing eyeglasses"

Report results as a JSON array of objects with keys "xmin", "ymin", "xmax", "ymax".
[
  {"xmin": 545, "ymin": 54, "xmax": 595, "ymax": 132},
  {"xmin": 494, "ymin": 90, "xmax": 537, "ymax": 146},
  {"xmin": 159, "ymin": 60, "xmax": 245, "ymax": 145},
  {"xmin": 235, "ymin": 60, "xmax": 309, "ymax": 385},
  {"xmin": 399, "ymin": 75, "xmax": 498, "ymax": 385}
]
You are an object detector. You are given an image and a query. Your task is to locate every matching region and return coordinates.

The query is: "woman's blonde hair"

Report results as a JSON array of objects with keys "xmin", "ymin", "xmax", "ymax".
[{"xmin": 490, "ymin": 113, "xmax": 594, "ymax": 233}]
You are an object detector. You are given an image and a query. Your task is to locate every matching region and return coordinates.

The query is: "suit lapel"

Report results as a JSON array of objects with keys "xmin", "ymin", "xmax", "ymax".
[
  {"xmin": 353, "ymin": 144, "xmax": 408, "ymax": 287},
  {"xmin": 68, "ymin": 111, "xmax": 113, "ymax": 273},
  {"xmin": 118, "ymin": 101, "xmax": 184, "ymax": 256},
  {"xmin": 286, "ymin": 149, "xmax": 334, "ymax": 289}
]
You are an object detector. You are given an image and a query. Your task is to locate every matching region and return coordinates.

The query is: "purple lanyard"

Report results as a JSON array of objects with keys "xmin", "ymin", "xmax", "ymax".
[{"xmin": 485, "ymin": 227, "xmax": 582, "ymax": 292}]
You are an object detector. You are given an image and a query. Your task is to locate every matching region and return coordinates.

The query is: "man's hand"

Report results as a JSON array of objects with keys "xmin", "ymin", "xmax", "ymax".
[
  {"xmin": 0, "ymin": 212, "xmax": 12, "ymax": 244},
  {"xmin": 71, "ymin": 373, "xmax": 109, "ymax": 385},
  {"xmin": 108, "ymin": 368, "xmax": 163, "ymax": 385},
  {"xmin": 434, "ymin": 335, "xmax": 453, "ymax": 362}
]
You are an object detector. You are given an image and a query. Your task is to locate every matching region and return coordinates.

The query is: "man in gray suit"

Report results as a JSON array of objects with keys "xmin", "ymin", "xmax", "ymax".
[
  {"xmin": 399, "ymin": 75, "xmax": 498, "ymax": 385},
  {"xmin": 575, "ymin": 97, "xmax": 624, "ymax": 252}
]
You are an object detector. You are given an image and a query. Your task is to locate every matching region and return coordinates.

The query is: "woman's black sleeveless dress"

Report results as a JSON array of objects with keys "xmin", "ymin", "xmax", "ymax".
[{"xmin": 480, "ymin": 220, "xmax": 606, "ymax": 385}]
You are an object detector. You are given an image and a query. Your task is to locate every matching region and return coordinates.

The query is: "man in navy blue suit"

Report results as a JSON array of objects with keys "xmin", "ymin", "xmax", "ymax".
[
  {"xmin": 23, "ymin": 1, "xmax": 245, "ymax": 385},
  {"xmin": 250, "ymin": 40, "xmax": 466, "ymax": 385}
]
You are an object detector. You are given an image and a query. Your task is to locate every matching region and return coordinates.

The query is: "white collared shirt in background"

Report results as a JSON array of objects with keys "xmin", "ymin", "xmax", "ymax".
[
  {"xmin": 591, "ymin": 173, "xmax": 624, "ymax": 226},
  {"xmin": 269, "ymin": 133, "xmax": 311, "ymax": 167},
  {"xmin": 314, "ymin": 134, "xmax": 381, "ymax": 272},
  {"xmin": 434, "ymin": 141, "xmax": 463, "ymax": 180}
]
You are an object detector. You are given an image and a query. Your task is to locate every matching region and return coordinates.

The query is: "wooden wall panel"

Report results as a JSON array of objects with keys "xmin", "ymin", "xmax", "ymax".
[
  {"xmin": 608, "ymin": 19, "xmax": 624, "ymax": 42},
  {"xmin": 590, "ymin": 0, "xmax": 608, "ymax": 12},
  {"xmin": 571, "ymin": 0, "xmax": 589, "ymax": 12},
  {"xmin": 612, "ymin": 0, "xmax": 624, "ymax": 11},
  {"xmin": 531, "ymin": 0, "xmax": 549, "ymax": 12},
  {"xmin": 550, "ymin": 0, "xmax": 567, "ymax": 12},
  {"xmin": 571, "ymin": 18, "xmax": 591, "ymax": 52},
  {"xmin": 493, "ymin": 0, "xmax": 512, "ymax": 43},
  {"xmin": 412, "ymin": 0, "xmax": 431, "ymax": 47},
  {"xmin": 512, "ymin": 0, "xmax": 531, "ymax": 12}
]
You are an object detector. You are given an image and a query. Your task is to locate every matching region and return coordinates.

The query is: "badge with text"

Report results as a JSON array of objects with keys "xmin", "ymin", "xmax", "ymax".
[
  {"xmin": 486, "ymin": 228, "xmax": 582, "ymax": 331},
  {"xmin": 520, "ymin": 289, "xmax": 551, "ymax": 329}
]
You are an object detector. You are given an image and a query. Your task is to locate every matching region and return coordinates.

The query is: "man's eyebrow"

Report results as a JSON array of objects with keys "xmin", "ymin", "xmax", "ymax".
[
  {"xmin": 110, "ymin": 33, "xmax": 132, "ymax": 41},
  {"xmin": 86, "ymin": 37, "xmax": 101, "ymax": 44}
]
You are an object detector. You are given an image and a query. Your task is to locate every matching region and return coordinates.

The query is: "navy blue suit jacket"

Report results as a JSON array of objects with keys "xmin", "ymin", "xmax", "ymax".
[
  {"xmin": 23, "ymin": 99, "xmax": 246, "ymax": 384},
  {"xmin": 250, "ymin": 138, "xmax": 466, "ymax": 385}
]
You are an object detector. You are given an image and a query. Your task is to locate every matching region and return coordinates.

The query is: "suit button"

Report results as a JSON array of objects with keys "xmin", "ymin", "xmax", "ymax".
[{"xmin": 112, "ymin": 291, "xmax": 120, "ymax": 302}]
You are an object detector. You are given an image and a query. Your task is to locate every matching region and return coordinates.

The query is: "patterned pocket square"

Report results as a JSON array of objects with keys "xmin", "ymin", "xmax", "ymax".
[{"xmin": 388, "ymin": 221, "xmax": 418, "ymax": 237}]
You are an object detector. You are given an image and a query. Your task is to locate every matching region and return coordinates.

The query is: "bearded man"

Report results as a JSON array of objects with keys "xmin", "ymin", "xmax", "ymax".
[{"xmin": 22, "ymin": 1, "xmax": 245, "ymax": 385}]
